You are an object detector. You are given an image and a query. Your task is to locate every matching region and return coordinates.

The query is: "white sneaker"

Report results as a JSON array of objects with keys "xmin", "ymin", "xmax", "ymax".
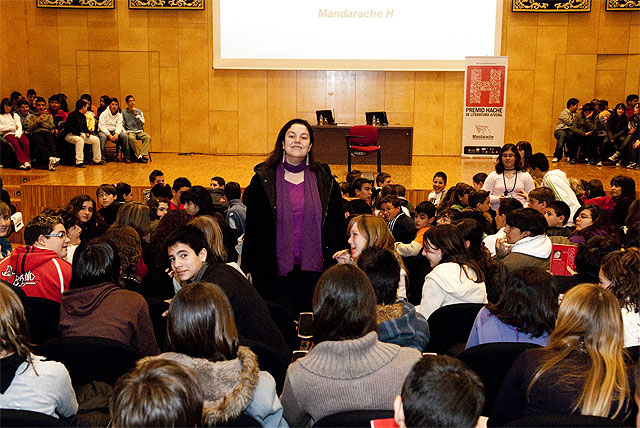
[
  {"xmin": 552, "ymin": 157, "xmax": 559, "ymax": 163},
  {"xmin": 616, "ymin": 161, "xmax": 623, "ymax": 167},
  {"xmin": 596, "ymin": 161, "xmax": 603, "ymax": 166},
  {"xmin": 627, "ymin": 163, "xmax": 637, "ymax": 169}
]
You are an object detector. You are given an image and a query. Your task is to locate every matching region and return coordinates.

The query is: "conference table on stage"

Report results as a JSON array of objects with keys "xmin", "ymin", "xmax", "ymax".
[{"xmin": 311, "ymin": 125, "xmax": 413, "ymax": 166}]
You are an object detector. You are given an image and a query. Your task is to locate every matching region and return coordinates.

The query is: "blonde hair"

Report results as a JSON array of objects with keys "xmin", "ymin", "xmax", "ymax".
[
  {"xmin": 568, "ymin": 178, "xmax": 585, "ymax": 199},
  {"xmin": 188, "ymin": 215, "xmax": 227, "ymax": 263},
  {"xmin": 348, "ymin": 215, "xmax": 395, "ymax": 252},
  {"xmin": 347, "ymin": 214, "xmax": 405, "ymax": 270},
  {"xmin": 528, "ymin": 283, "xmax": 629, "ymax": 418},
  {"xmin": 0, "ymin": 285, "xmax": 33, "ymax": 367}
]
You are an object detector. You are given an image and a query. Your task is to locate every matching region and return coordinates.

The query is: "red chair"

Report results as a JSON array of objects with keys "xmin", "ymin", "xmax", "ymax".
[{"xmin": 346, "ymin": 125, "xmax": 381, "ymax": 173}]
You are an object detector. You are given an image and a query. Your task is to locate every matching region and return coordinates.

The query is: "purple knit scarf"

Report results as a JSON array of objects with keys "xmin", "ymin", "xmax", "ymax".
[{"xmin": 275, "ymin": 161, "xmax": 323, "ymax": 276}]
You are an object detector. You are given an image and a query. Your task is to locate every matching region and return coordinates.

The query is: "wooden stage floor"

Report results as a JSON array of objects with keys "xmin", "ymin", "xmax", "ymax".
[{"xmin": 2, "ymin": 152, "xmax": 637, "ymax": 240}]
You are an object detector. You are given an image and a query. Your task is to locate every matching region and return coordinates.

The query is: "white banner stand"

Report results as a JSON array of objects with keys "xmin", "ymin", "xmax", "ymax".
[{"xmin": 461, "ymin": 56, "xmax": 508, "ymax": 158}]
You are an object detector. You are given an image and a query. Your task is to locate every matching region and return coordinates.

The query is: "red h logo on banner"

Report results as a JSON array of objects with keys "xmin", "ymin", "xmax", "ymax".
[{"xmin": 466, "ymin": 66, "xmax": 505, "ymax": 107}]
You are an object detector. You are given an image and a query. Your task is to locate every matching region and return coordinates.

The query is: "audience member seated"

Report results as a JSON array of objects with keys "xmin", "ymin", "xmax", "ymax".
[
  {"xmin": 495, "ymin": 208, "xmax": 552, "ymax": 272},
  {"xmin": 27, "ymin": 96, "xmax": 59, "ymax": 170},
  {"xmin": 164, "ymin": 226, "xmax": 289, "ymax": 365},
  {"xmin": 489, "ymin": 284, "xmax": 634, "ymax": 426},
  {"xmin": 569, "ymin": 102, "xmax": 599, "ymax": 164},
  {"xmin": 210, "ymin": 176, "xmax": 226, "ymax": 189},
  {"xmin": 0, "ymin": 284, "xmax": 78, "ymax": 419},
  {"xmin": 438, "ymin": 182, "xmax": 473, "ymax": 214},
  {"xmin": 182, "ymin": 185, "xmax": 216, "ymax": 217},
  {"xmin": 102, "ymin": 225, "xmax": 145, "ymax": 294},
  {"xmin": 357, "ymin": 247, "xmax": 429, "ymax": 351},
  {"xmin": 418, "ymin": 224, "xmax": 487, "ymax": 319},
  {"xmin": 139, "ymin": 281, "xmax": 287, "ymax": 427},
  {"xmin": 110, "ymin": 359, "xmax": 203, "ymax": 428},
  {"xmin": 225, "ymin": 181, "xmax": 247, "ymax": 232},
  {"xmin": 526, "ymin": 187, "xmax": 555, "ymax": 215},
  {"xmin": 280, "ymin": 264, "xmax": 421, "ymax": 427},
  {"xmin": 148, "ymin": 197, "xmax": 169, "ymax": 226},
  {"xmin": 67, "ymin": 194, "xmax": 104, "ymax": 240},
  {"xmin": 394, "ymin": 355, "xmax": 484, "ymax": 428},
  {"xmin": 97, "ymin": 97, "xmax": 129, "ymax": 162},
  {"xmin": 585, "ymin": 175, "xmax": 636, "ymax": 228},
  {"xmin": 552, "ymin": 97, "xmax": 579, "ymax": 162},
  {"xmin": 350, "ymin": 177, "xmax": 374, "ymax": 215},
  {"xmin": 46, "ymin": 94, "xmax": 67, "ymax": 126},
  {"xmin": 428, "ymin": 171, "xmax": 447, "ymax": 206},
  {"xmin": 142, "ymin": 169, "xmax": 165, "ymax": 202},
  {"xmin": 473, "ymin": 172, "xmax": 487, "ymax": 190},
  {"xmin": 333, "ymin": 214, "xmax": 408, "ymax": 299},
  {"xmin": 188, "ymin": 215, "xmax": 242, "ymax": 275},
  {"xmin": 97, "ymin": 184, "xmax": 119, "ymax": 225},
  {"xmin": 605, "ymin": 103, "xmax": 630, "ymax": 164},
  {"xmin": 0, "ymin": 201, "xmax": 13, "ymax": 257},
  {"xmin": 40, "ymin": 207, "xmax": 82, "ymax": 263},
  {"xmin": 0, "ymin": 213, "xmax": 71, "ymax": 303},
  {"xmin": 466, "ymin": 268, "xmax": 557, "ymax": 349},
  {"xmin": 0, "ymin": 97, "xmax": 31, "ymax": 170},
  {"xmin": 122, "ymin": 95, "xmax": 150, "ymax": 163},
  {"xmin": 64, "ymin": 99, "xmax": 103, "ymax": 168},
  {"xmin": 380, "ymin": 196, "xmax": 417, "ymax": 244},
  {"xmin": 394, "ymin": 200, "xmax": 436, "ymax": 256},
  {"xmin": 455, "ymin": 219, "xmax": 504, "ymax": 304},
  {"xmin": 170, "ymin": 176, "xmax": 191, "ymax": 210},
  {"xmin": 483, "ymin": 144, "xmax": 534, "ymax": 210},
  {"xmin": 600, "ymin": 248, "xmax": 640, "ymax": 348},
  {"xmin": 544, "ymin": 200, "xmax": 573, "ymax": 238},
  {"xmin": 570, "ymin": 204, "xmax": 619, "ymax": 245},
  {"xmin": 59, "ymin": 239, "xmax": 159, "ymax": 357}
]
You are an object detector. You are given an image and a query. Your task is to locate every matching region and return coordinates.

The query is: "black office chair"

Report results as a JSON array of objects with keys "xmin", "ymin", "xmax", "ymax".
[
  {"xmin": 346, "ymin": 125, "xmax": 381, "ymax": 173},
  {"xmin": 313, "ymin": 410, "xmax": 394, "ymax": 427},
  {"xmin": 239, "ymin": 338, "xmax": 287, "ymax": 395},
  {"xmin": 505, "ymin": 414, "xmax": 631, "ymax": 427},
  {"xmin": 23, "ymin": 297, "xmax": 61, "ymax": 346},
  {"xmin": 265, "ymin": 300, "xmax": 298, "ymax": 353},
  {"xmin": 36, "ymin": 336, "xmax": 138, "ymax": 388},
  {"xmin": 458, "ymin": 342, "xmax": 542, "ymax": 416},
  {"xmin": 424, "ymin": 303, "xmax": 484, "ymax": 356},
  {"xmin": 0, "ymin": 409, "xmax": 67, "ymax": 427}
]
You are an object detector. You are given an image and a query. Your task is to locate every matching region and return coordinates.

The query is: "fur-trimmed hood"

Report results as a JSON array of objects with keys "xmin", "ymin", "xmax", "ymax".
[{"xmin": 138, "ymin": 346, "xmax": 259, "ymax": 425}]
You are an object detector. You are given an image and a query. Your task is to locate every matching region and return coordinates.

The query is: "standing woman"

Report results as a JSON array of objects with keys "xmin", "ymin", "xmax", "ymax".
[
  {"xmin": 242, "ymin": 119, "xmax": 346, "ymax": 316},
  {"xmin": 0, "ymin": 98, "xmax": 31, "ymax": 170},
  {"xmin": 483, "ymin": 143, "xmax": 535, "ymax": 211}
]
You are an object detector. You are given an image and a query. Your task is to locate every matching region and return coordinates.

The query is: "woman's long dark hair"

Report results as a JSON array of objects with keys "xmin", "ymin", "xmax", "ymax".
[
  {"xmin": 486, "ymin": 268, "xmax": 557, "ymax": 337},
  {"xmin": 423, "ymin": 224, "xmax": 485, "ymax": 283},
  {"xmin": 67, "ymin": 194, "xmax": 101, "ymax": 240},
  {"xmin": 495, "ymin": 143, "xmax": 523, "ymax": 174},
  {"xmin": 572, "ymin": 204, "xmax": 618, "ymax": 241},
  {"xmin": 264, "ymin": 118, "xmax": 316, "ymax": 168},
  {"xmin": 516, "ymin": 141, "xmax": 533, "ymax": 170}
]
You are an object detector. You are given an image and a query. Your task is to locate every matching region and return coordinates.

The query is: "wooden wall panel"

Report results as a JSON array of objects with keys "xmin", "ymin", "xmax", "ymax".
[{"xmin": 1, "ymin": 0, "xmax": 638, "ymax": 159}]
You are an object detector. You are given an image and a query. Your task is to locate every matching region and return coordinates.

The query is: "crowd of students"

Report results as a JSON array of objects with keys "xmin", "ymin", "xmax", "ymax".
[
  {"xmin": 0, "ymin": 90, "xmax": 151, "ymax": 170},
  {"xmin": 552, "ymin": 93, "xmax": 639, "ymax": 168},
  {"xmin": 0, "ymin": 116, "xmax": 639, "ymax": 427}
]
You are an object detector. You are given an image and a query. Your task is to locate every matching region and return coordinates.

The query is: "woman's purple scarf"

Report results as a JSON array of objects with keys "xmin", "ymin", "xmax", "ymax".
[{"xmin": 275, "ymin": 161, "xmax": 323, "ymax": 276}]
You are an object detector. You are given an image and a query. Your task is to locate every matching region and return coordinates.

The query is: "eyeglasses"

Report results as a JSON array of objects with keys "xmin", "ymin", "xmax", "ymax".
[{"xmin": 45, "ymin": 231, "xmax": 66, "ymax": 239}]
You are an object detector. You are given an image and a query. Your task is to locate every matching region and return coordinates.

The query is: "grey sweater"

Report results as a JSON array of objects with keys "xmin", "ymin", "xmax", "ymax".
[{"xmin": 280, "ymin": 331, "xmax": 421, "ymax": 427}]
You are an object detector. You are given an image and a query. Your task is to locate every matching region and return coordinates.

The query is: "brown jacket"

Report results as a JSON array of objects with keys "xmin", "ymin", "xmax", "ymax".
[{"xmin": 59, "ymin": 282, "xmax": 159, "ymax": 357}]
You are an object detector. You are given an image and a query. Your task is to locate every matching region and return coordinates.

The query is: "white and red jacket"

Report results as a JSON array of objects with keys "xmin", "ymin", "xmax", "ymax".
[{"xmin": 0, "ymin": 246, "xmax": 71, "ymax": 303}]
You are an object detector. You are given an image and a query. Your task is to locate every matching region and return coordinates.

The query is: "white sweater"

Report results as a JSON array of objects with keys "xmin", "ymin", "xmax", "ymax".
[
  {"xmin": 0, "ymin": 112, "xmax": 22, "ymax": 138},
  {"xmin": 542, "ymin": 169, "xmax": 581, "ymax": 227},
  {"xmin": 418, "ymin": 262, "xmax": 487, "ymax": 319},
  {"xmin": 98, "ymin": 108, "xmax": 124, "ymax": 135}
]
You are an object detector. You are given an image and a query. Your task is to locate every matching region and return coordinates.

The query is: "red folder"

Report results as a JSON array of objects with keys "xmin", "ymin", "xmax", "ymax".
[
  {"xmin": 550, "ymin": 243, "xmax": 578, "ymax": 276},
  {"xmin": 370, "ymin": 418, "xmax": 398, "ymax": 428}
]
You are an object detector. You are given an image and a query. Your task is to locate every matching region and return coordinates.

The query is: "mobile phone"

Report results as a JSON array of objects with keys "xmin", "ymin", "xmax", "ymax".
[{"xmin": 298, "ymin": 312, "xmax": 314, "ymax": 339}]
